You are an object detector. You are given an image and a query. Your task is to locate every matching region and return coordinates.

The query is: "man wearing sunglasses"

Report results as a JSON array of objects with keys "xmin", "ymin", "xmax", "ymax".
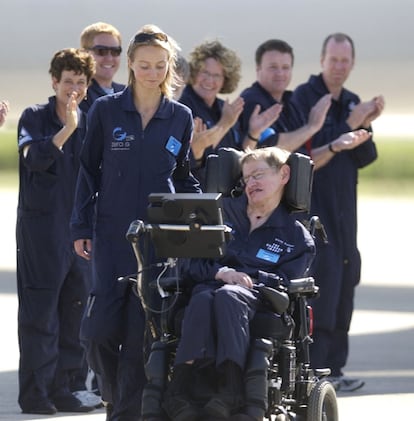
[{"xmin": 80, "ymin": 22, "xmax": 125, "ymax": 112}]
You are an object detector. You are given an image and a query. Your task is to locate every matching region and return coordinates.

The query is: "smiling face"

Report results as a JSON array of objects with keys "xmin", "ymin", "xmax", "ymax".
[
  {"xmin": 192, "ymin": 57, "xmax": 225, "ymax": 107},
  {"xmin": 52, "ymin": 70, "xmax": 88, "ymax": 107},
  {"xmin": 89, "ymin": 33, "xmax": 122, "ymax": 87},
  {"xmin": 242, "ymin": 158, "xmax": 290, "ymax": 207},
  {"xmin": 257, "ymin": 50, "xmax": 293, "ymax": 101},
  {"xmin": 128, "ymin": 45, "xmax": 169, "ymax": 91}
]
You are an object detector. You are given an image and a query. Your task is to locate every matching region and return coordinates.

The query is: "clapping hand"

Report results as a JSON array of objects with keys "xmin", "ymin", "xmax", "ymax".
[{"xmin": 0, "ymin": 100, "xmax": 10, "ymax": 127}]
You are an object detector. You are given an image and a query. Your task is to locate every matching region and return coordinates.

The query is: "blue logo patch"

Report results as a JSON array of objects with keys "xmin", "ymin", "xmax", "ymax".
[
  {"xmin": 165, "ymin": 136, "xmax": 182, "ymax": 156},
  {"xmin": 18, "ymin": 127, "xmax": 32, "ymax": 147},
  {"xmin": 113, "ymin": 127, "xmax": 127, "ymax": 141},
  {"xmin": 111, "ymin": 127, "xmax": 135, "ymax": 151},
  {"xmin": 256, "ymin": 248, "xmax": 280, "ymax": 263}
]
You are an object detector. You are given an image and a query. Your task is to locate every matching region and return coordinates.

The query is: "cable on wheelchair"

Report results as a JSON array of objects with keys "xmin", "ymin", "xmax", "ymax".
[{"xmin": 117, "ymin": 260, "xmax": 181, "ymax": 315}]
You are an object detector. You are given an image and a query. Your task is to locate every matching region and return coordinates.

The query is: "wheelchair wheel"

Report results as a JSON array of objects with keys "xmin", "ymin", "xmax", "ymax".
[{"xmin": 306, "ymin": 380, "xmax": 338, "ymax": 421}]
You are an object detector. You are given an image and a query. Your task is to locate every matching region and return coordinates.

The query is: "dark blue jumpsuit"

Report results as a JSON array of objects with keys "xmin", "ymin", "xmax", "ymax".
[
  {"xmin": 16, "ymin": 96, "xmax": 90, "ymax": 410},
  {"xmin": 70, "ymin": 87, "xmax": 201, "ymax": 420},
  {"xmin": 291, "ymin": 74, "xmax": 377, "ymax": 376},
  {"xmin": 76, "ymin": 77, "xmax": 125, "ymax": 393},
  {"xmin": 79, "ymin": 78, "xmax": 125, "ymax": 113},
  {"xmin": 179, "ymin": 84, "xmax": 242, "ymax": 189},
  {"xmin": 239, "ymin": 82, "xmax": 308, "ymax": 154},
  {"xmin": 175, "ymin": 194, "xmax": 315, "ymax": 369}
]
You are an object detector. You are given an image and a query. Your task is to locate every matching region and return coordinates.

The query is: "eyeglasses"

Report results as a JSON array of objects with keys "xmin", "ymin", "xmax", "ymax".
[
  {"xmin": 90, "ymin": 45, "xmax": 122, "ymax": 57},
  {"xmin": 241, "ymin": 167, "xmax": 276, "ymax": 186},
  {"xmin": 199, "ymin": 70, "xmax": 224, "ymax": 82},
  {"xmin": 133, "ymin": 32, "xmax": 168, "ymax": 44}
]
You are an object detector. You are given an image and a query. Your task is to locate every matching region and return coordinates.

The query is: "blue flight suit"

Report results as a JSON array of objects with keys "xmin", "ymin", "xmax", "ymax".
[
  {"xmin": 79, "ymin": 78, "xmax": 125, "ymax": 113},
  {"xmin": 175, "ymin": 194, "xmax": 315, "ymax": 369},
  {"xmin": 16, "ymin": 96, "xmax": 90, "ymax": 410},
  {"xmin": 291, "ymin": 73, "xmax": 377, "ymax": 376},
  {"xmin": 77, "ymin": 77, "xmax": 125, "ymax": 393},
  {"xmin": 179, "ymin": 84, "xmax": 242, "ymax": 189},
  {"xmin": 239, "ymin": 82, "xmax": 308, "ymax": 154},
  {"xmin": 70, "ymin": 86, "xmax": 201, "ymax": 420}
]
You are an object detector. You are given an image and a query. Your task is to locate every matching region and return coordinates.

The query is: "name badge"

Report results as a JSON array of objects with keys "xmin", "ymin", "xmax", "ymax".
[
  {"xmin": 165, "ymin": 136, "xmax": 182, "ymax": 156},
  {"xmin": 256, "ymin": 248, "xmax": 280, "ymax": 263}
]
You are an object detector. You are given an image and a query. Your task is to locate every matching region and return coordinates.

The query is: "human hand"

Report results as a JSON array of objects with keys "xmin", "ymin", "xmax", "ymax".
[
  {"xmin": 330, "ymin": 129, "xmax": 372, "ymax": 152},
  {"xmin": 191, "ymin": 117, "xmax": 217, "ymax": 159},
  {"xmin": 219, "ymin": 96, "xmax": 244, "ymax": 129},
  {"xmin": 74, "ymin": 238, "xmax": 92, "ymax": 260},
  {"xmin": 361, "ymin": 95, "xmax": 385, "ymax": 127},
  {"xmin": 217, "ymin": 269, "xmax": 254, "ymax": 289},
  {"xmin": 65, "ymin": 91, "xmax": 79, "ymax": 132},
  {"xmin": 347, "ymin": 99, "xmax": 378, "ymax": 130},
  {"xmin": 307, "ymin": 93, "xmax": 331, "ymax": 132},
  {"xmin": 0, "ymin": 100, "xmax": 10, "ymax": 127},
  {"xmin": 247, "ymin": 103, "xmax": 283, "ymax": 139},
  {"xmin": 193, "ymin": 116, "xmax": 207, "ymax": 134}
]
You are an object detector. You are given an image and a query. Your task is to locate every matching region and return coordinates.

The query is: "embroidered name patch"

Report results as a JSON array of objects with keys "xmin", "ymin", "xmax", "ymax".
[{"xmin": 256, "ymin": 248, "xmax": 280, "ymax": 263}]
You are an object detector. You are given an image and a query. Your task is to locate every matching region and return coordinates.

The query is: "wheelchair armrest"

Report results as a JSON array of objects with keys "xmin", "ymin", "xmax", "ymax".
[
  {"xmin": 288, "ymin": 277, "xmax": 319, "ymax": 295},
  {"xmin": 258, "ymin": 285, "xmax": 290, "ymax": 314}
]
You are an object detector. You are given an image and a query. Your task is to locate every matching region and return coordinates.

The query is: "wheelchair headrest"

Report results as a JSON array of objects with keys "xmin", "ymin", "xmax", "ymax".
[
  {"xmin": 205, "ymin": 147, "xmax": 314, "ymax": 213},
  {"xmin": 205, "ymin": 148, "xmax": 244, "ymax": 197}
]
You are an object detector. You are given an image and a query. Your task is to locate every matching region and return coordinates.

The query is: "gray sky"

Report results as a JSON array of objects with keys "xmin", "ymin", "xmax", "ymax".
[{"xmin": 1, "ymin": 0, "xmax": 413, "ymax": 129}]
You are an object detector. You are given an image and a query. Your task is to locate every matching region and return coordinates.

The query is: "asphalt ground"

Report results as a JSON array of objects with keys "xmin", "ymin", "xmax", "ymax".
[{"xmin": 1, "ymin": 189, "xmax": 413, "ymax": 420}]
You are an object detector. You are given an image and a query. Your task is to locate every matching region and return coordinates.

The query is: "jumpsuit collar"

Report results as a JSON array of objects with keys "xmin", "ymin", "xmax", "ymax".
[{"xmin": 120, "ymin": 86, "xmax": 173, "ymax": 119}]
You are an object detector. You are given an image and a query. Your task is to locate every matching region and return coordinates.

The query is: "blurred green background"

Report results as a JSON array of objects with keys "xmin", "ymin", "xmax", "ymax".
[{"xmin": 1, "ymin": 128, "xmax": 413, "ymax": 196}]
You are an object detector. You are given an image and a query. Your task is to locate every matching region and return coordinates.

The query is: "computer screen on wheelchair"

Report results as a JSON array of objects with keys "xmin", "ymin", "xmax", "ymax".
[{"xmin": 146, "ymin": 192, "xmax": 230, "ymax": 259}]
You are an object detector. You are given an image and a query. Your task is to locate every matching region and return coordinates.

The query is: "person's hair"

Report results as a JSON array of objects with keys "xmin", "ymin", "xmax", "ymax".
[
  {"xmin": 321, "ymin": 32, "xmax": 355, "ymax": 59},
  {"xmin": 255, "ymin": 39, "xmax": 294, "ymax": 66},
  {"xmin": 241, "ymin": 146, "xmax": 291, "ymax": 171},
  {"xmin": 80, "ymin": 22, "xmax": 122, "ymax": 49},
  {"xmin": 49, "ymin": 48, "xmax": 95, "ymax": 83},
  {"xmin": 127, "ymin": 24, "xmax": 179, "ymax": 99},
  {"xmin": 175, "ymin": 54, "xmax": 190, "ymax": 84},
  {"xmin": 188, "ymin": 40, "xmax": 241, "ymax": 94}
]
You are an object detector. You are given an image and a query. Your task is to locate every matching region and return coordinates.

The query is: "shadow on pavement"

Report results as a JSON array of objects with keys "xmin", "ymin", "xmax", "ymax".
[
  {"xmin": 0, "ymin": 368, "xmax": 106, "ymax": 420},
  {"xmin": 355, "ymin": 283, "xmax": 414, "ymax": 313},
  {"xmin": 340, "ymin": 325, "xmax": 414, "ymax": 398}
]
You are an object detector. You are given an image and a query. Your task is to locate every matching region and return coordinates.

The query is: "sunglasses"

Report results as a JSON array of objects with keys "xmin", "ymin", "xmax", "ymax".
[
  {"xmin": 90, "ymin": 45, "xmax": 122, "ymax": 57},
  {"xmin": 133, "ymin": 32, "xmax": 168, "ymax": 44}
]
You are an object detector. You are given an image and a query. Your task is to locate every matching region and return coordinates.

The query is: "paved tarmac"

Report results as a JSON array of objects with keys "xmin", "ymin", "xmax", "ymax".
[{"xmin": 0, "ymin": 189, "xmax": 413, "ymax": 420}]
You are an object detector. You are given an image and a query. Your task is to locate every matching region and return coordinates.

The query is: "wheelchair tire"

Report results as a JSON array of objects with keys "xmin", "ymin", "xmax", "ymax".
[{"xmin": 306, "ymin": 380, "xmax": 338, "ymax": 421}]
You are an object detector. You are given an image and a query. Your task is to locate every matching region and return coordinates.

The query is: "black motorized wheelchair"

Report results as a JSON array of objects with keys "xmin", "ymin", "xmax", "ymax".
[{"xmin": 125, "ymin": 148, "xmax": 338, "ymax": 421}]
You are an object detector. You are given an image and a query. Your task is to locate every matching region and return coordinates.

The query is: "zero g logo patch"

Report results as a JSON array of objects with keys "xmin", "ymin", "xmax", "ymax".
[{"xmin": 111, "ymin": 127, "xmax": 135, "ymax": 150}]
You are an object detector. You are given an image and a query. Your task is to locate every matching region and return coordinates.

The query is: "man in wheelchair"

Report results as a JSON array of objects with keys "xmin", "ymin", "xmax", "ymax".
[{"xmin": 158, "ymin": 147, "xmax": 315, "ymax": 421}]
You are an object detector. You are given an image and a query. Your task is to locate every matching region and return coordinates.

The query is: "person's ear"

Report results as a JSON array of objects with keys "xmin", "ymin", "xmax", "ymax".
[
  {"xmin": 280, "ymin": 164, "xmax": 290, "ymax": 185},
  {"xmin": 51, "ymin": 77, "xmax": 58, "ymax": 92}
]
